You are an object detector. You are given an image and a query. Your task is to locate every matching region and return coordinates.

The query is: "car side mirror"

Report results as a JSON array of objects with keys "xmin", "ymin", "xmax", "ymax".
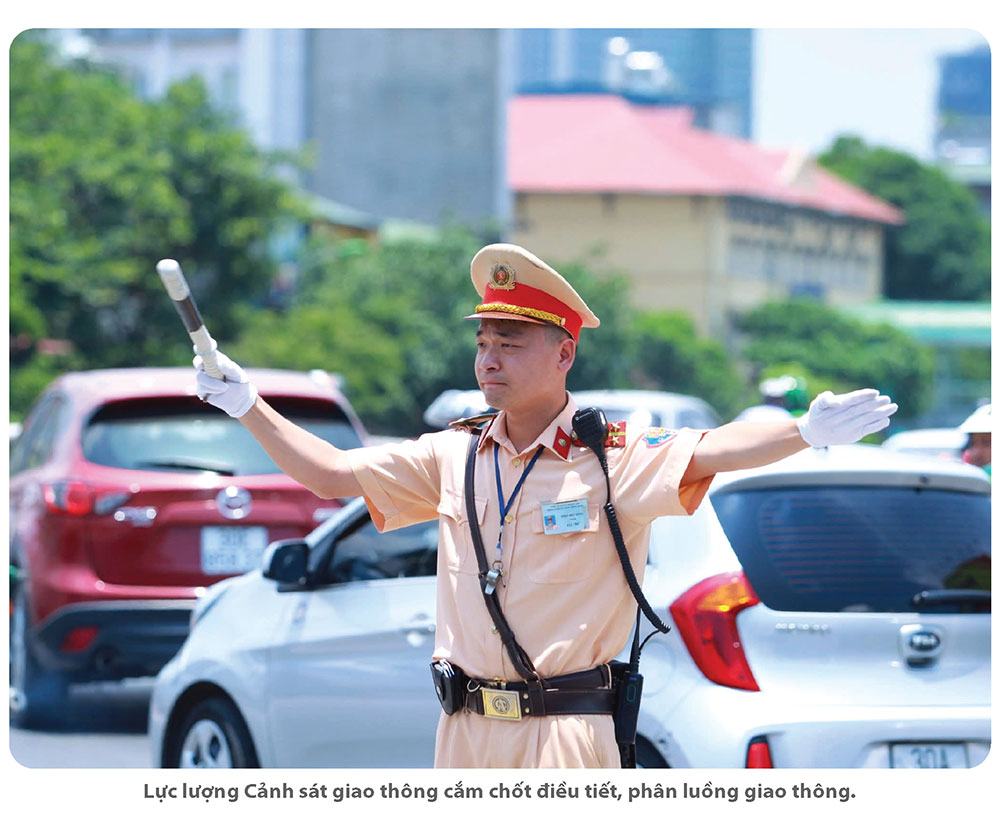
[{"xmin": 262, "ymin": 539, "xmax": 309, "ymax": 584}]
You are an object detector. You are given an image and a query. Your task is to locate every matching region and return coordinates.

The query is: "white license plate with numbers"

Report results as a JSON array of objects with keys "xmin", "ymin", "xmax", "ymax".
[
  {"xmin": 200, "ymin": 526, "xmax": 269, "ymax": 574},
  {"xmin": 890, "ymin": 743, "xmax": 969, "ymax": 768}
]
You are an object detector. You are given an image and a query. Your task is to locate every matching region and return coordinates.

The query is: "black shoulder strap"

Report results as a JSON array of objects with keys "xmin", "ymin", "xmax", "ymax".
[{"xmin": 464, "ymin": 431, "xmax": 539, "ymax": 682}]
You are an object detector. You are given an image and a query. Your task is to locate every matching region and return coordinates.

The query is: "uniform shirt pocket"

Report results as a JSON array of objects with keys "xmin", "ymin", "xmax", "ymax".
[
  {"xmin": 436, "ymin": 490, "xmax": 488, "ymax": 575},
  {"xmin": 525, "ymin": 501, "xmax": 601, "ymax": 584}
]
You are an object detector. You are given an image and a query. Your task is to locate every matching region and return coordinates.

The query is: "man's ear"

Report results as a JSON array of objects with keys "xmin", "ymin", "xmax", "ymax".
[{"xmin": 556, "ymin": 337, "xmax": 576, "ymax": 373}]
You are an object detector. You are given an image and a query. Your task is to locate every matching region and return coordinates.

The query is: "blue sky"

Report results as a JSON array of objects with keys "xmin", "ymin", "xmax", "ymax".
[{"xmin": 754, "ymin": 28, "xmax": 990, "ymax": 159}]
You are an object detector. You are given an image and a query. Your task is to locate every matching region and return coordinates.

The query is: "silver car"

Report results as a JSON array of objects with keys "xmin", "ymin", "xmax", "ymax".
[
  {"xmin": 149, "ymin": 445, "xmax": 990, "ymax": 768},
  {"xmin": 882, "ymin": 428, "xmax": 966, "ymax": 461},
  {"xmin": 423, "ymin": 388, "xmax": 720, "ymax": 431}
]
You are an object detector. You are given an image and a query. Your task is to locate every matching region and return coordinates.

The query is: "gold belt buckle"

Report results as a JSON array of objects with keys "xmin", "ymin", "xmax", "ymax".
[{"xmin": 481, "ymin": 686, "xmax": 522, "ymax": 721}]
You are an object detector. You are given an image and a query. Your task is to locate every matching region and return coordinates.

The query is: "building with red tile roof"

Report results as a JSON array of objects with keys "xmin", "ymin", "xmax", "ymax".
[{"xmin": 507, "ymin": 94, "xmax": 904, "ymax": 340}]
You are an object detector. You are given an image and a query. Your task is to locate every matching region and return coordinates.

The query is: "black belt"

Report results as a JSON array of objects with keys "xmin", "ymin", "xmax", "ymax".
[{"xmin": 463, "ymin": 665, "xmax": 615, "ymax": 720}]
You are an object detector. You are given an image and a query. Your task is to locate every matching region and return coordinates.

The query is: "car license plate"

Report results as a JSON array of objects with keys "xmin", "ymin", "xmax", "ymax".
[
  {"xmin": 890, "ymin": 743, "xmax": 969, "ymax": 768},
  {"xmin": 200, "ymin": 526, "xmax": 269, "ymax": 574}
]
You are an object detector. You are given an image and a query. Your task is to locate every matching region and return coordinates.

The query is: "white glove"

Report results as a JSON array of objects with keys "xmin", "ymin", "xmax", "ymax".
[
  {"xmin": 193, "ymin": 348, "xmax": 258, "ymax": 419},
  {"xmin": 797, "ymin": 388, "xmax": 898, "ymax": 448}
]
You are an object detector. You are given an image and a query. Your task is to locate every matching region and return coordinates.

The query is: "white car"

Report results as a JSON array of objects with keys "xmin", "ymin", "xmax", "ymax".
[
  {"xmin": 149, "ymin": 445, "xmax": 990, "ymax": 768},
  {"xmin": 571, "ymin": 389, "xmax": 721, "ymax": 431},
  {"xmin": 422, "ymin": 388, "xmax": 721, "ymax": 431},
  {"xmin": 882, "ymin": 428, "xmax": 966, "ymax": 461}
]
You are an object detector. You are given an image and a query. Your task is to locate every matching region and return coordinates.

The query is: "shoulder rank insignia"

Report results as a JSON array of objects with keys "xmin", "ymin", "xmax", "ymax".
[
  {"xmin": 605, "ymin": 421, "xmax": 627, "ymax": 449},
  {"xmin": 565, "ymin": 421, "xmax": 627, "ymax": 452},
  {"xmin": 448, "ymin": 412, "xmax": 498, "ymax": 433}
]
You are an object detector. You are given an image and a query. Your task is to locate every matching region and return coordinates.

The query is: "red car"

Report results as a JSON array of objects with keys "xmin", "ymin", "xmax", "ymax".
[{"xmin": 9, "ymin": 367, "xmax": 368, "ymax": 727}]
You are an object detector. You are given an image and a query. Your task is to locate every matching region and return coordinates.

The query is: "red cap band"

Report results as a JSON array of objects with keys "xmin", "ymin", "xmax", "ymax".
[{"xmin": 479, "ymin": 281, "xmax": 584, "ymax": 341}]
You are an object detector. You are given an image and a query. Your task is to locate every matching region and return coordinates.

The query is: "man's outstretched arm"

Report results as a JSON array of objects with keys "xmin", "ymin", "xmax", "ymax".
[
  {"xmin": 682, "ymin": 389, "xmax": 898, "ymax": 485},
  {"xmin": 195, "ymin": 350, "xmax": 363, "ymax": 500}
]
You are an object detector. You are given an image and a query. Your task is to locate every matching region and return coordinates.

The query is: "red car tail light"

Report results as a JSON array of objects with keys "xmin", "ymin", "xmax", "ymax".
[
  {"xmin": 43, "ymin": 481, "xmax": 94, "ymax": 516},
  {"xmin": 669, "ymin": 570, "xmax": 761, "ymax": 691},
  {"xmin": 745, "ymin": 735, "xmax": 774, "ymax": 768},
  {"xmin": 43, "ymin": 482, "xmax": 132, "ymax": 517}
]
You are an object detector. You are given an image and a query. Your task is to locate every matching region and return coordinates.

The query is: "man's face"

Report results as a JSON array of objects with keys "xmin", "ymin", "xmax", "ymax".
[
  {"xmin": 475, "ymin": 319, "xmax": 573, "ymax": 411},
  {"xmin": 963, "ymin": 432, "xmax": 991, "ymax": 467}
]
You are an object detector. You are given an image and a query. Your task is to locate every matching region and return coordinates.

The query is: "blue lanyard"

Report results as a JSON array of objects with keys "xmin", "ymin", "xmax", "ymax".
[{"xmin": 485, "ymin": 442, "xmax": 544, "ymax": 594}]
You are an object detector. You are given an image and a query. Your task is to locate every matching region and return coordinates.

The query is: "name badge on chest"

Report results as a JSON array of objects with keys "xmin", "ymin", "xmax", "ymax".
[{"xmin": 540, "ymin": 498, "xmax": 591, "ymax": 535}]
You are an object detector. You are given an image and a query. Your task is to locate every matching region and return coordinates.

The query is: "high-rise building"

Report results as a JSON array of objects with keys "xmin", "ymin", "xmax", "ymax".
[
  {"xmin": 305, "ymin": 29, "xmax": 510, "ymax": 226},
  {"xmin": 513, "ymin": 29, "xmax": 753, "ymax": 138},
  {"xmin": 934, "ymin": 45, "xmax": 990, "ymax": 214}
]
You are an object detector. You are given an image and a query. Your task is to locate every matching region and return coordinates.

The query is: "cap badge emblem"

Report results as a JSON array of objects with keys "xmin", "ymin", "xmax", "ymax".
[{"xmin": 489, "ymin": 263, "xmax": 517, "ymax": 290}]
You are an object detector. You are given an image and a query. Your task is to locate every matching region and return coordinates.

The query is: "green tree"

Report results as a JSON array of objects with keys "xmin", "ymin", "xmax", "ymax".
[
  {"xmin": 738, "ymin": 298, "xmax": 935, "ymax": 421},
  {"xmin": 818, "ymin": 135, "xmax": 990, "ymax": 301},
  {"xmin": 9, "ymin": 34, "xmax": 297, "ymax": 417},
  {"xmin": 629, "ymin": 312, "xmax": 745, "ymax": 419},
  {"xmin": 556, "ymin": 263, "xmax": 635, "ymax": 397}
]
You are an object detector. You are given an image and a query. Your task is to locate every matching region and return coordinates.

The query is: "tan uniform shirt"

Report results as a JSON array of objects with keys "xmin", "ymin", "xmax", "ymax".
[{"xmin": 348, "ymin": 395, "xmax": 713, "ymax": 767}]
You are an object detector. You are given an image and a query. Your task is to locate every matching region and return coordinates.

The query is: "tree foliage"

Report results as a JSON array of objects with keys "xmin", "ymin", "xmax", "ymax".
[
  {"xmin": 557, "ymin": 263, "xmax": 636, "ymax": 397},
  {"xmin": 10, "ymin": 35, "xmax": 298, "ymax": 416},
  {"xmin": 230, "ymin": 227, "xmax": 486, "ymax": 432},
  {"xmin": 738, "ymin": 298, "xmax": 935, "ymax": 420},
  {"xmin": 629, "ymin": 312, "xmax": 745, "ymax": 419},
  {"xmin": 818, "ymin": 135, "xmax": 990, "ymax": 301}
]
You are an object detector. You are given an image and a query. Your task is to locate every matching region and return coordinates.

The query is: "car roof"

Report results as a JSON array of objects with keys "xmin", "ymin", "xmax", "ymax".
[
  {"xmin": 572, "ymin": 389, "xmax": 712, "ymax": 410},
  {"xmin": 423, "ymin": 389, "xmax": 491, "ymax": 428},
  {"xmin": 882, "ymin": 428, "xmax": 966, "ymax": 450},
  {"xmin": 50, "ymin": 367, "xmax": 349, "ymax": 406},
  {"xmin": 711, "ymin": 444, "xmax": 991, "ymax": 495},
  {"xmin": 422, "ymin": 387, "xmax": 719, "ymax": 429}
]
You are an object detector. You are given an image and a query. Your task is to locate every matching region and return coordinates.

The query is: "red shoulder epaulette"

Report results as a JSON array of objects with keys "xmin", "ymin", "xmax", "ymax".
[
  {"xmin": 566, "ymin": 420, "xmax": 628, "ymax": 452},
  {"xmin": 605, "ymin": 421, "xmax": 627, "ymax": 449}
]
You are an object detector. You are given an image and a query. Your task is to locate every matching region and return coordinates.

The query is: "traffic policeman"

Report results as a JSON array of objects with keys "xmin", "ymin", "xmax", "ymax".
[{"xmin": 193, "ymin": 243, "xmax": 898, "ymax": 768}]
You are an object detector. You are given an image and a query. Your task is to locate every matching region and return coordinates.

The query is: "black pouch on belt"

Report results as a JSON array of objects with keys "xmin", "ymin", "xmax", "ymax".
[
  {"xmin": 609, "ymin": 660, "xmax": 643, "ymax": 747},
  {"xmin": 430, "ymin": 660, "xmax": 468, "ymax": 715}
]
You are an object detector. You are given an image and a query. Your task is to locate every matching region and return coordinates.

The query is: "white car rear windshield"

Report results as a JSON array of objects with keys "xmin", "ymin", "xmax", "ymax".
[
  {"xmin": 711, "ymin": 485, "xmax": 991, "ymax": 614},
  {"xmin": 83, "ymin": 397, "xmax": 363, "ymax": 476}
]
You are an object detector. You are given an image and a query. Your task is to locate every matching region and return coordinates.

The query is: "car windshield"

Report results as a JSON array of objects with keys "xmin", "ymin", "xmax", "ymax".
[
  {"xmin": 711, "ymin": 485, "xmax": 990, "ymax": 614},
  {"xmin": 82, "ymin": 397, "xmax": 363, "ymax": 476},
  {"xmin": 312, "ymin": 512, "xmax": 438, "ymax": 583}
]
